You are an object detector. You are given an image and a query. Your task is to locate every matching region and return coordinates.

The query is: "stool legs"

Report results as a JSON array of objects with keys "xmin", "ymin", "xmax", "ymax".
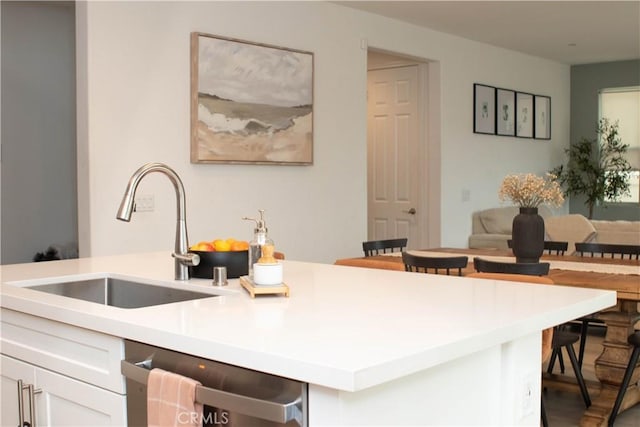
[
  {"xmin": 608, "ymin": 344, "xmax": 640, "ymax": 426},
  {"xmin": 547, "ymin": 335, "xmax": 592, "ymax": 408},
  {"xmin": 541, "ymin": 398, "xmax": 548, "ymax": 427},
  {"xmin": 565, "ymin": 341, "xmax": 591, "ymax": 408},
  {"xmin": 578, "ymin": 319, "xmax": 589, "ymax": 368},
  {"xmin": 547, "ymin": 349, "xmax": 567, "ymax": 374}
]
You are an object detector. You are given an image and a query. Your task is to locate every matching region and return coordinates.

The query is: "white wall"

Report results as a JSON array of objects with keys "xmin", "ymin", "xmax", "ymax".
[
  {"xmin": 356, "ymin": 11, "xmax": 570, "ymax": 247},
  {"xmin": 78, "ymin": 1, "xmax": 570, "ymax": 263}
]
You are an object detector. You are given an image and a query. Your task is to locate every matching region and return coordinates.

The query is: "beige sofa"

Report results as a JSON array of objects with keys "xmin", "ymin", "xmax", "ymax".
[
  {"xmin": 469, "ymin": 206, "xmax": 640, "ymax": 253},
  {"xmin": 469, "ymin": 206, "xmax": 553, "ymax": 250},
  {"xmin": 590, "ymin": 220, "xmax": 640, "ymax": 245}
]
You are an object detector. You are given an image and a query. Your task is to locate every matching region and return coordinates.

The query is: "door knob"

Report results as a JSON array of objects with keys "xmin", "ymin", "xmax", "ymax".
[{"xmin": 404, "ymin": 208, "xmax": 417, "ymax": 215}]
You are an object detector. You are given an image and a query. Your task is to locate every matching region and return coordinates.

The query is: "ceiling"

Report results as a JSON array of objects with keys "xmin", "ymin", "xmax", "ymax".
[{"xmin": 335, "ymin": 1, "xmax": 640, "ymax": 65}]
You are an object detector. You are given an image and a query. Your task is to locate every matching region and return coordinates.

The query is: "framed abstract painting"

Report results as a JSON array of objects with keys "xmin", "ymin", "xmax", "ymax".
[{"xmin": 190, "ymin": 32, "xmax": 314, "ymax": 164}]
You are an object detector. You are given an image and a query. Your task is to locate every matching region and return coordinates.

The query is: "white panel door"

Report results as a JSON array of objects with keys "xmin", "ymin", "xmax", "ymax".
[{"xmin": 367, "ymin": 65, "xmax": 420, "ymax": 246}]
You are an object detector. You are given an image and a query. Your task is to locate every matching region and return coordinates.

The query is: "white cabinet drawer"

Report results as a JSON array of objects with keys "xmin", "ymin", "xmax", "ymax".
[{"xmin": 0, "ymin": 308, "xmax": 125, "ymax": 393}]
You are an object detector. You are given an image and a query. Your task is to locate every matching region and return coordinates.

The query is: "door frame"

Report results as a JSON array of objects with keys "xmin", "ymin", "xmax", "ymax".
[{"xmin": 366, "ymin": 49, "xmax": 441, "ymax": 249}]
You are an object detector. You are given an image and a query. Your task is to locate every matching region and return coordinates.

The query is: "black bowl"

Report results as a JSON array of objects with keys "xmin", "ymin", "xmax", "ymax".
[{"xmin": 189, "ymin": 250, "xmax": 248, "ymax": 279}]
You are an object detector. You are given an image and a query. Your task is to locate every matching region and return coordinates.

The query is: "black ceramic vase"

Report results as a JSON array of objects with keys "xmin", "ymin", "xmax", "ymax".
[{"xmin": 511, "ymin": 207, "xmax": 545, "ymax": 263}]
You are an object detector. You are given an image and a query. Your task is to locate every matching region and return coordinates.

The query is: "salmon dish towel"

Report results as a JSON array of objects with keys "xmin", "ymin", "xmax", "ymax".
[{"xmin": 147, "ymin": 368, "xmax": 203, "ymax": 427}]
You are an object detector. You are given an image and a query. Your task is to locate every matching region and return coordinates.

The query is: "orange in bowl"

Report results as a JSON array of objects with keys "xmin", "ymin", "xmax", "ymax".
[
  {"xmin": 231, "ymin": 240, "xmax": 249, "ymax": 251},
  {"xmin": 213, "ymin": 239, "xmax": 231, "ymax": 252},
  {"xmin": 191, "ymin": 241, "xmax": 214, "ymax": 251}
]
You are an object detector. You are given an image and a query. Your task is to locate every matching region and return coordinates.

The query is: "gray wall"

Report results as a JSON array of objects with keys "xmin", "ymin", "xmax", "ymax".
[
  {"xmin": 569, "ymin": 60, "xmax": 640, "ymax": 220},
  {"xmin": 1, "ymin": 2, "xmax": 77, "ymax": 264}
]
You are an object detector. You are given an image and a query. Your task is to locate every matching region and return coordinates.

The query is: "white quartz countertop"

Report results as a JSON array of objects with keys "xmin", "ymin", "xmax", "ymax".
[{"xmin": 0, "ymin": 251, "xmax": 616, "ymax": 392}]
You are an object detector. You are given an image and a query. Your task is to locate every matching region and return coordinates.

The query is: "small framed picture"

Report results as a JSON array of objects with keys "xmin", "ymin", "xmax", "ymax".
[
  {"xmin": 473, "ymin": 84, "xmax": 496, "ymax": 135},
  {"xmin": 534, "ymin": 95, "xmax": 551, "ymax": 140},
  {"xmin": 516, "ymin": 92, "xmax": 534, "ymax": 138},
  {"xmin": 496, "ymin": 88, "xmax": 515, "ymax": 136}
]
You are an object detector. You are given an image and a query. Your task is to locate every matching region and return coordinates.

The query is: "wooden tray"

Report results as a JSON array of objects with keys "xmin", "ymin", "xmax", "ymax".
[{"xmin": 239, "ymin": 276, "xmax": 289, "ymax": 298}]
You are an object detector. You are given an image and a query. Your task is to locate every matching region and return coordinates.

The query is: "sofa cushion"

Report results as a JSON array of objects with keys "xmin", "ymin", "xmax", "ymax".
[
  {"xmin": 477, "ymin": 205, "xmax": 553, "ymax": 235},
  {"xmin": 479, "ymin": 207, "xmax": 519, "ymax": 234},
  {"xmin": 545, "ymin": 214, "xmax": 597, "ymax": 254},
  {"xmin": 468, "ymin": 234, "xmax": 511, "ymax": 250},
  {"xmin": 590, "ymin": 220, "xmax": 640, "ymax": 245}
]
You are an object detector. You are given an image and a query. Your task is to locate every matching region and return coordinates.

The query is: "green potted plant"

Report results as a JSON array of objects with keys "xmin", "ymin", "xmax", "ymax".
[{"xmin": 551, "ymin": 118, "xmax": 632, "ymax": 219}]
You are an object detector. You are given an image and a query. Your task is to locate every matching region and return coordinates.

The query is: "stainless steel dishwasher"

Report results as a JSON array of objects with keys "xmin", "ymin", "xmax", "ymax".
[{"xmin": 121, "ymin": 340, "xmax": 307, "ymax": 426}]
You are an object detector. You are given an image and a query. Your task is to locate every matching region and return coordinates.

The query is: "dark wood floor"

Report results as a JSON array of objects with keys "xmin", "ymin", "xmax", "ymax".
[{"xmin": 543, "ymin": 328, "xmax": 640, "ymax": 427}]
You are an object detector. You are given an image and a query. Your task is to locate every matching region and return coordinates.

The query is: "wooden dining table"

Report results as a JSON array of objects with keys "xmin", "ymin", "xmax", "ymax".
[{"xmin": 335, "ymin": 248, "xmax": 640, "ymax": 427}]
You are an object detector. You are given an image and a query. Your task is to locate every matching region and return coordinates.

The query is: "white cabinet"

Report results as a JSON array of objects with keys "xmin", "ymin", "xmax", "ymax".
[
  {"xmin": 1, "ymin": 353, "xmax": 34, "ymax": 426},
  {"xmin": 2, "ymin": 355, "xmax": 126, "ymax": 426},
  {"xmin": 0, "ymin": 309, "xmax": 126, "ymax": 426}
]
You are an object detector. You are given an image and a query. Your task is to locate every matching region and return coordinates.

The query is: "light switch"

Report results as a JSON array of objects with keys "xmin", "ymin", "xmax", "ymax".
[{"xmin": 134, "ymin": 194, "xmax": 154, "ymax": 212}]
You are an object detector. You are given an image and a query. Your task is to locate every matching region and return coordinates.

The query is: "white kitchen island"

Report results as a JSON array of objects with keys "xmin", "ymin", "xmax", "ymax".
[{"xmin": 0, "ymin": 252, "xmax": 616, "ymax": 426}]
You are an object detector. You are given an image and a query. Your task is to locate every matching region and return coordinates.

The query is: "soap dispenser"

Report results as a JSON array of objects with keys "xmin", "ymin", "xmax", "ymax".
[{"xmin": 242, "ymin": 209, "xmax": 274, "ymax": 279}]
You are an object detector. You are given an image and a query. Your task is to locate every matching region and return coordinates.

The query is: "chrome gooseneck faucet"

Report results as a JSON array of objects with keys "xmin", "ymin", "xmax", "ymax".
[{"xmin": 116, "ymin": 162, "xmax": 199, "ymax": 280}]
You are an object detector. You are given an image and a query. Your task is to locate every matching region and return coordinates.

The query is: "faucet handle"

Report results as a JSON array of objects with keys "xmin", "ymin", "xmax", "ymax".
[{"xmin": 172, "ymin": 252, "xmax": 200, "ymax": 267}]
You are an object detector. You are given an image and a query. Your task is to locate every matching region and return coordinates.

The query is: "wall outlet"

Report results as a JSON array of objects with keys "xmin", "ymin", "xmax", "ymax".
[
  {"xmin": 134, "ymin": 194, "xmax": 154, "ymax": 212},
  {"xmin": 521, "ymin": 372, "xmax": 536, "ymax": 418}
]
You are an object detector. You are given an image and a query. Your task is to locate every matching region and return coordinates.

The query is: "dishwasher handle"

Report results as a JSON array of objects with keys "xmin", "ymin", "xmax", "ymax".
[{"xmin": 121, "ymin": 359, "xmax": 303, "ymax": 426}]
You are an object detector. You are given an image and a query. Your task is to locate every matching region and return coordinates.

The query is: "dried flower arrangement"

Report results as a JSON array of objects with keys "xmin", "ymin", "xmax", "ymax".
[{"xmin": 499, "ymin": 173, "xmax": 565, "ymax": 208}]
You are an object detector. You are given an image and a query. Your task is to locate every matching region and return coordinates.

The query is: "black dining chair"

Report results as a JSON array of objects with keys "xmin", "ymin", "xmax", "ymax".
[
  {"xmin": 473, "ymin": 257, "xmax": 550, "ymax": 276},
  {"xmin": 507, "ymin": 240, "xmax": 569, "ymax": 256},
  {"xmin": 608, "ymin": 331, "xmax": 640, "ymax": 426},
  {"xmin": 472, "ymin": 257, "xmax": 591, "ymax": 410},
  {"xmin": 543, "ymin": 240, "xmax": 569, "ymax": 255},
  {"xmin": 401, "ymin": 252, "xmax": 468, "ymax": 276},
  {"xmin": 362, "ymin": 238, "xmax": 408, "ymax": 256},
  {"xmin": 575, "ymin": 242, "xmax": 640, "ymax": 260}
]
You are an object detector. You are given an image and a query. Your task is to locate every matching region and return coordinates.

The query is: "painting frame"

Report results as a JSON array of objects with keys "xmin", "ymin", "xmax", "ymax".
[
  {"xmin": 496, "ymin": 88, "xmax": 515, "ymax": 136},
  {"xmin": 534, "ymin": 95, "xmax": 552, "ymax": 140},
  {"xmin": 473, "ymin": 83, "xmax": 496, "ymax": 135},
  {"xmin": 190, "ymin": 32, "xmax": 314, "ymax": 165},
  {"xmin": 516, "ymin": 91, "xmax": 534, "ymax": 138}
]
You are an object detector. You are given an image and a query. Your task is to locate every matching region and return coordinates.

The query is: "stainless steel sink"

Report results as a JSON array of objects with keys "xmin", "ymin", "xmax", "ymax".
[{"xmin": 27, "ymin": 277, "xmax": 216, "ymax": 308}]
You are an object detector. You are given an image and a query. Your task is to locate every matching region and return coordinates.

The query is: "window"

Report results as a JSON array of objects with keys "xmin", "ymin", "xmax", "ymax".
[{"xmin": 599, "ymin": 87, "xmax": 640, "ymax": 203}]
